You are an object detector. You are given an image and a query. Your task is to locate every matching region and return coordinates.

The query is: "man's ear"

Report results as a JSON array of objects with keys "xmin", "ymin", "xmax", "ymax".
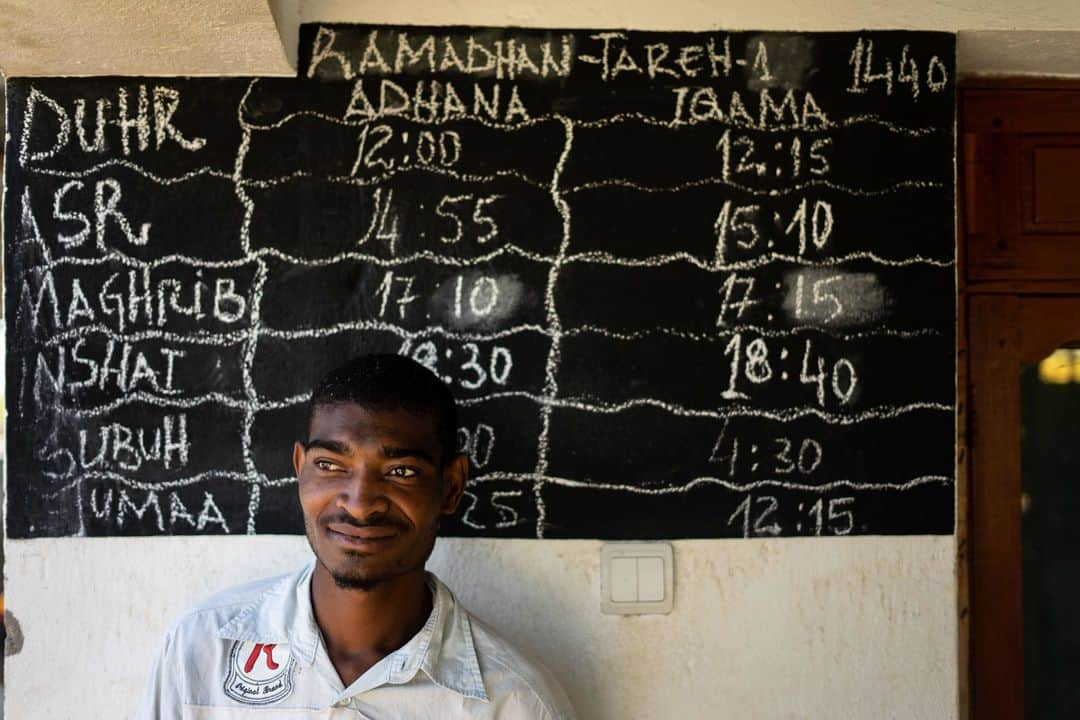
[
  {"xmin": 292, "ymin": 442, "xmax": 306, "ymax": 478},
  {"xmin": 440, "ymin": 453, "xmax": 469, "ymax": 515}
]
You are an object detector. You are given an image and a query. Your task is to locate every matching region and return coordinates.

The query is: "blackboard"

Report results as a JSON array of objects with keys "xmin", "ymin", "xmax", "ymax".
[{"xmin": 3, "ymin": 25, "xmax": 956, "ymax": 538}]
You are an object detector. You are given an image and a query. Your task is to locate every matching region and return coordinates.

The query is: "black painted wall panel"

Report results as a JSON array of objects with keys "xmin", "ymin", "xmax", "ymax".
[{"xmin": 4, "ymin": 26, "xmax": 955, "ymax": 538}]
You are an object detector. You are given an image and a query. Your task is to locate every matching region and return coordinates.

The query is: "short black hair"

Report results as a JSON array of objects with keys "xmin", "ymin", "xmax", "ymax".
[{"xmin": 306, "ymin": 353, "xmax": 458, "ymax": 464}]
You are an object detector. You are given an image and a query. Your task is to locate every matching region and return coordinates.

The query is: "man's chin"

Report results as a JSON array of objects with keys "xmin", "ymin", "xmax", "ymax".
[
  {"xmin": 318, "ymin": 551, "xmax": 400, "ymax": 591},
  {"xmin": 307, "ymin": 528, "xmax": 437, "ymax": 592},
  {"xmin": 329, "ymin": 570, "xmax": 386, "ymax": 592}
]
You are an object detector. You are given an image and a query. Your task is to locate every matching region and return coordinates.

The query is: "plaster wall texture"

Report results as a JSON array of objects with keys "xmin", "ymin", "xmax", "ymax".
[
  {"xmin": 0, "ymin": 0, "xmax": 292, "ymax": 76},
  {"xmin": 5, "ymin": 535, "xmax": 956, "ymax": 719},
  {"xmin": 289, "ymin": 0, "xmax": 1080, "ymax": 32}
]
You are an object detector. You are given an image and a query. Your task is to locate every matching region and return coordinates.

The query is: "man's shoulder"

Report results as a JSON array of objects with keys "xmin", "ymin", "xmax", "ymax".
[
  {"xmin": 163, "ymin": 568, "xmax": 299, "ymax": 641},
  {"xmin": 466, "ymin": 611, "xmax": 576, "ymax": 720}
]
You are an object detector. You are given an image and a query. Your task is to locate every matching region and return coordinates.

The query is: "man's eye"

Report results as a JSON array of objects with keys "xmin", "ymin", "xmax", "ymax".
[
  {"xmin": 314, "ymin": 459, "xmax": 341, "ymax": 472},
  {"xmin": 387, "ymin": 466, "xmax": 418, "ymax": 479}
]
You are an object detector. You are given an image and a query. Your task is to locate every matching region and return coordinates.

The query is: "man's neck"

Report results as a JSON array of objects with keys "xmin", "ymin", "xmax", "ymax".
[{"xmin": 310, "ymin": 566, "xmax": 433, "ymax": 687}]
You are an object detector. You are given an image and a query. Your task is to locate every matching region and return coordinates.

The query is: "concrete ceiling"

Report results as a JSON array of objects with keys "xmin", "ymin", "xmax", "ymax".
[
  {"xmin": 0, "ymin": 0, "xmax": 292, "ymax": 76},
  {"xmin": 959, "ymin": 31, "xmax": 1080, "ymax": 77}
]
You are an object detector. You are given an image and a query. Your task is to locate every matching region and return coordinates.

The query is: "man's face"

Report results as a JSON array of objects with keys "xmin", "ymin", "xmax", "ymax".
[{"xmin": 293, "ymin": 403, "xmax": 466, "ymax": 590}]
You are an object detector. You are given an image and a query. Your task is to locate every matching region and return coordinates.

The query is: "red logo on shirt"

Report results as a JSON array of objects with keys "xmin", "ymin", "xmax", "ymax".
[
  {"xmin": 244, "ymin": 643, "xmax": 280, "ymax": 673},
  {"xmin": 224, "ymin": 640, "xmax": 295, "ymax": 705}
]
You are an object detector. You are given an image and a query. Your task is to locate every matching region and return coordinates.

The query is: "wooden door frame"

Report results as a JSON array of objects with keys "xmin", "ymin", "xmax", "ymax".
[
  {"xmin": 960, "ymin": 76, "xmax": 1080, "ymax": 720},
  {"xmin": 965, "ymin": 293, "xmax": 1080, "ymax": 719}
]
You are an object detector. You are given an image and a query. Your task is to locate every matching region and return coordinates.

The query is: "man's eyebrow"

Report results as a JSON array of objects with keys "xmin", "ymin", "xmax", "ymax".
[
  {"xmin": 381, "ymin": 445, "xmax": 437, "ymax": 465},
  {"xmin": 302, "ymin": 439, "xmax": 352, "ymax": 455}
]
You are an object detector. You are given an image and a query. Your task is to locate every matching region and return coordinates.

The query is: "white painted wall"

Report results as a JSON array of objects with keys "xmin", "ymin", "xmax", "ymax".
[
  {"xmin": 5, "ymin": 536, "xmax": 956, "ymax": 719},
  {"xmin": 6, "ymin": 1, "xmax": 1080, "ymax": 718}
]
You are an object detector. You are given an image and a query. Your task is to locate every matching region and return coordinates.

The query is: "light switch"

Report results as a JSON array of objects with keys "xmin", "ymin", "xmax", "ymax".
[
  {"xmin": 601, "ymin": 542, "xmax": 674, "ymax": 615},
  {"xmin": 609, "ymin": 557, "xmax": 638, "ymax": 602},
  {"xmin": 637, "ymin": 556, "xmax": 665, "ymax": 602}
]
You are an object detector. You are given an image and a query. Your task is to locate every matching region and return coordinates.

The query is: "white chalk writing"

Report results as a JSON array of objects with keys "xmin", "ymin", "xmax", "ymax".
[{"xmin": 7, "ymin": 28, "xmax": 956, "ymax": 539}]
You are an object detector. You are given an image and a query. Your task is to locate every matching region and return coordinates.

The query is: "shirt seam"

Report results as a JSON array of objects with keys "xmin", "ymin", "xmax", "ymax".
[
  {"xmin": 214, "ymin": 578, "xmax": 292, "ymax": 638},
  {"xmin": 419, "ymin": 668, "xmax": 489, "ymax": 701},
  {"xmin": 415, "ymin": 579, "xmax": 443, "ymax": 670},
  {"xmin": 480, "ymin": 652, "xmax": 561, "ymax": 719},
  {"xmin": 180, "ymin": 701, "xmax": 326, "ymax": 711},
  {"xmin": 174, "ymin": 597, "xmax": 258, "ymax": 625},
  {"xmin": 458, "ymin": 613, "xmax": 489, "ymax": 701}
]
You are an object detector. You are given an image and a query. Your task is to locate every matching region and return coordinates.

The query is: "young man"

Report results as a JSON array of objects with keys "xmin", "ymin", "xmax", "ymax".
[{"xmin": 138, "ymin": 354, "xmax": 575, "ymax": 719}]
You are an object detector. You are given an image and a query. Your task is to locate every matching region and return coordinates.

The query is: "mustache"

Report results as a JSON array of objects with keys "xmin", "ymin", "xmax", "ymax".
[{"xmin": 320, "ymin": 511, "xmax": 409, "ymax": 532}]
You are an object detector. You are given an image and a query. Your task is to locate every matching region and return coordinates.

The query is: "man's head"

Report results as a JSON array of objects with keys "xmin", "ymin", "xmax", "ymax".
[{"xmin": 293, "ymin": 353, "xmax": 467, "ymax": 592}]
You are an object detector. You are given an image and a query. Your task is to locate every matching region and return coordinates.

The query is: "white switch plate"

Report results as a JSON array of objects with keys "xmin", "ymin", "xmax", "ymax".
[{"xmin": 601, "ymin": 542, "xmax": 674, "ymax": 615}]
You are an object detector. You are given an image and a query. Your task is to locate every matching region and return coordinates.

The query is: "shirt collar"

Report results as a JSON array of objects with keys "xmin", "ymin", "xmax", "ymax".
[
  {"xmin": 389, "ymin": 573, "xmax": 488, "ymax": 701},
  {"xmin": 215, "ymin": 563, "xmax": 488, "ymax": 702},
  {"xmin": 215, "ymin": 563, "xmax": 320, "ymax": 667}
]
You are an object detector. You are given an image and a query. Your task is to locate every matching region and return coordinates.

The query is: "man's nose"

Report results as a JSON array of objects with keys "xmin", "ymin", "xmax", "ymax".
[{"xmin": 338, "ymin": 463, "xmax": 390, "ymax": 517}]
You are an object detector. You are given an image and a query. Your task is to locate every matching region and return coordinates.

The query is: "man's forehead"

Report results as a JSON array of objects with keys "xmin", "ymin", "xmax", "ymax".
[{"xmin": 308, "ymin": 403, "xmax": 439, "ymax": 443}]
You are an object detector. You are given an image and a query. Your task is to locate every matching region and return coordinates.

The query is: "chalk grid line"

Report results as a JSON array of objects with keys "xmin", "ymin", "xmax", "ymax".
[
  {"xmin": 239, "ymin": 105, "xmax": 941, "ymax": 138},
  {"xmin": 234, "ymin": 80, "xmax": 266, "ymax": 534},
  {"xmin": 531, "ymin": 116, "xmax": 575, "ymax": 538},
  {"xmin": 13, "ymin": 239, "xmax": 956, "ymax": 279},
  {"xmin": 55, "ymin": 391, "xmax": 953, "ymax": 427},
  {"xmin": 62, "ymin": 469, "xmax": 952, "ymax": 497},
  {"xmin": 21, "ymin": 155, "xmax": 947, "ymax": 201}
]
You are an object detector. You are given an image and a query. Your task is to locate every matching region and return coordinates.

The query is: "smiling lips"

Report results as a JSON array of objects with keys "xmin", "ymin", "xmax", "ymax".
[{"xmin": 326, "ymin": 523, "xmax": 399, "ymax": 546}]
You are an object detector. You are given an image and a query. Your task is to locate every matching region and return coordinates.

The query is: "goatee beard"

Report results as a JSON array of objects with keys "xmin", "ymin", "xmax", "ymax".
[{"xmin": 329, "ymin": 570, "xmax": 385, "ymax": 592}]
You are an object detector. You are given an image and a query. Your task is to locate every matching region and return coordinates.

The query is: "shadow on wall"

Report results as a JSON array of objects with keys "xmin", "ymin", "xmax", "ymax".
[
  {"xmin": 1, "ymin": 81, "xmax": 7, "ymax": 718},
  {"xmin": 268, "ymin": 0, "xmax": 302, "ymax": 69}
]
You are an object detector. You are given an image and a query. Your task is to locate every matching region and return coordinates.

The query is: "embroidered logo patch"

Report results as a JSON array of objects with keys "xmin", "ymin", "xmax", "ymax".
[{"xmin": 224, "ymin": 641, "xmax": 296, "ymax": 705}]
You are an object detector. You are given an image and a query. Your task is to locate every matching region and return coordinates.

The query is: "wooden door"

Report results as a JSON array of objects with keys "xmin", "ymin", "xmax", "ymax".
[{"xmin": 963, "ymin": 81, "xmax": 1080, "ymax": 720}]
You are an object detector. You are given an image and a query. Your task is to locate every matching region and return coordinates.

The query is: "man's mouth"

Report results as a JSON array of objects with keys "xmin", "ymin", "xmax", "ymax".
[{"xmin": 325, "ymin": 522, "xmax": 399, "ymax": 548}]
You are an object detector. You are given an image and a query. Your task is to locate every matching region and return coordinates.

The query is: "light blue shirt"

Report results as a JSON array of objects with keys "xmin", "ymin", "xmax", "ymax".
[{"xmin": 137, "ymin": 563, "xmax": 576, "ymax": 719}]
